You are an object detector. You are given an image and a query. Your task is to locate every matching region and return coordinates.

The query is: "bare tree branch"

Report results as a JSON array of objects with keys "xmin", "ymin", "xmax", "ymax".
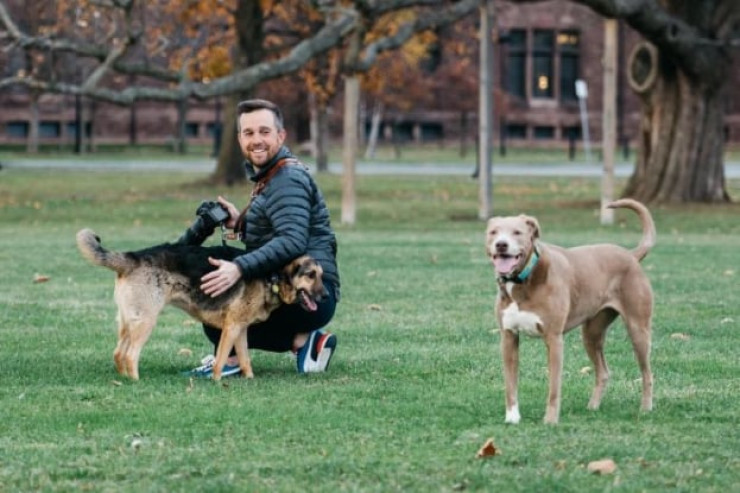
[
  {"xmin": 505, "ymin": 0, "xmax": 738, "ymax": 83},
  {"xmin": 354, "ymin": 0, "xmax": 479, "ymax": 71},
  {"xmin": 0, "ymin": 0, "xmax": 480, "ymax": 105}
]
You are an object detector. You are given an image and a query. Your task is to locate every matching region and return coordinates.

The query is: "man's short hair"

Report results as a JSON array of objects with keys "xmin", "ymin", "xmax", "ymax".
[{"xmin": 236, "ymin": 99, "xmax": 284, "ymax": 131}]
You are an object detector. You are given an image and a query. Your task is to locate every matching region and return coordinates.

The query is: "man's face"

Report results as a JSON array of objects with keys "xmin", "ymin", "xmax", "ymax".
[{"xmin": 237, "ymin": 108, "xmax": 286, "ymax": 168}]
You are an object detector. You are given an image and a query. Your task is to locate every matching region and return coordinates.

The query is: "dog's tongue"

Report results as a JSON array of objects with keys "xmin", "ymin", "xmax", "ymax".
[
  {"xmin": 301, "ymin": 291, "xmax": 318, "ymax": 312},
  {"xmin": 493, "ymin": 256, "xmax": 519, "ymax": 275}
]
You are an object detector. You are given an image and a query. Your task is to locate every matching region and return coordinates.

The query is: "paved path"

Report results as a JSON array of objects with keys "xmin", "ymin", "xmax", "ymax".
[{"xmin": 3, "ymin": 157, "xmax": 740, "ymax": 178}]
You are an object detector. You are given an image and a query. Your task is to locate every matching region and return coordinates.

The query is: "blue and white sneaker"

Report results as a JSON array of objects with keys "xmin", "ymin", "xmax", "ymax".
[
  {"xmin": 296, "ymin": 330, "xmax": 337, "ymax": 374},
  {"xmin": 185, "ymin": 354, "xmax": 241, "ymax": 379}
]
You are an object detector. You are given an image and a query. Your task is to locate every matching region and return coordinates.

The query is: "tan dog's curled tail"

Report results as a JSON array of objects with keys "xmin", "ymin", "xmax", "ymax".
[
  {"xmin": 606, "ymin": 199, "xmax": 656, "ymax": 261},
  {"xmin": 76, "ymin": 228, "xmax": 134, "ymax": 274}
]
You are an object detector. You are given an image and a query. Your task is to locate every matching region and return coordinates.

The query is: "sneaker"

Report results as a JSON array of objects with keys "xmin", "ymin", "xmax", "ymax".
[
  {"xmin": 184, "ymin": 354, "xmax": 241, "ymax": 378},
  {"xmin": 296, "ymin": 330, "xmax": 337, "ymax": 374}
]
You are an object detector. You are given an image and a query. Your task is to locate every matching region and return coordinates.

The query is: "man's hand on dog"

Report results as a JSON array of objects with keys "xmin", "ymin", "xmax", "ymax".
[{"xmin": 201, "ymin": 257, "xmax": 241, "ymax": 297}]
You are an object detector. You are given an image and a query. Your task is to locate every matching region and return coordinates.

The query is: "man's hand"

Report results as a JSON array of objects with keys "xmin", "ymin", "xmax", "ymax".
[
  {"xmin": 216, "ymin": 195, "xmax": 240, "ymax": 229},
  {"xmin": 200, "ymin": 257, "xmax": 242, "ymax": 297}
]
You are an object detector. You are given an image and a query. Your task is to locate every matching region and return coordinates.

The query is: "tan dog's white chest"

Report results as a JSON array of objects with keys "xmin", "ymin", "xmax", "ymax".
[{"xmin": 498, "ymin": 283, "xmax": 543, "ymax": 338}]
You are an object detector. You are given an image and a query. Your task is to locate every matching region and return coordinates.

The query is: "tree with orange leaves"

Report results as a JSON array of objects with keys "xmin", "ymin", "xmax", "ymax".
[{"xmin": 0, "ymin": 0, "xmax": 480, "ymax": 184}]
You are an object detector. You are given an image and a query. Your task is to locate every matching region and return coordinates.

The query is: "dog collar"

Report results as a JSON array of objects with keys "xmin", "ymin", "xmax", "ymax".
[
  {"xmin": 268, "ymin": 274, "xmax": 281, "ymax": 295},
  {"xmin": 500, "ymin": 247, "xmax": 539, "ymax": 284}
]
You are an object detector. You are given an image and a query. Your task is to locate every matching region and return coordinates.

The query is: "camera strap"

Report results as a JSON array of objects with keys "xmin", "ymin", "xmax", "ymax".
[{"xmin": 233, "ymin": 157, "xmax": 302, "ymax": 236}]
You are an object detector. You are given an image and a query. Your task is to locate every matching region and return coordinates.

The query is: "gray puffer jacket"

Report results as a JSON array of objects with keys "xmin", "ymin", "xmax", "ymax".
[{"xmin": 233, "ymin": 147, "xmax": 340, "ymax": 300}]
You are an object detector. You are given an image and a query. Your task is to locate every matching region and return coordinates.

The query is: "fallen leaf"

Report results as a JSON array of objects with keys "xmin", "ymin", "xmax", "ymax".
[
  {"xmin": 33, "ymin": 273, "xmax": 50, "ymax": 283},
  {"xmin": 580, "ymin": 366, "xmax": 592, "ymax": 375},
  {"xmin": 723, "ymin": 269, "xmax": 734, "ymax": 276},
  {"xmin": 367, "ymin": 271, "xmax": 377, "ymax": 277},
  {"xmin": 671, "ymin": 333, "xmax": 690, "ymax": 341},
  {"xmin": 720, "ymin": 317, "xmax": 733, "ymax": 325},
  {"xmin": 368, "ymin": 304, "xmax": 382, "ymax": 311},
  {"xmin": 111, "ymin": 380, "xmax": 123, "ymax": 387},
  {"xmin": 476, "ymin": 438, "xmax": 499, "ymax": 458},
  {"xmin": 178, "ymin": 348, "xmax": 193, "ymax": 357},
  {"xmin": 587, "ymin": 458, "xmax": 617, "ymax": 475}
]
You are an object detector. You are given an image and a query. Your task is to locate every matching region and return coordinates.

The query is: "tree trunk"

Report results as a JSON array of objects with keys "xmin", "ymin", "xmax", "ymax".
[
  {"xmin": 316, "ymin": 103, "xmax": 329, "ymax": 172},
  {"xmin": 624, "ymin": 44, "xmax": 729, "ymax": 203},
  {"xmin": 308, "ymin": 92, "xmax": 330, "ymax": 172},
  {"xmin": 212, "ymin": 92, "xmax": 251, "ymax": 185},
  {"xmin": 174, "ymin": 98, "xmax": 188, "ymax": 154},
  {"xmin": 210, "ymin": 0, "xmax": 263, "ymax": 185},
  {"xmin": 27, "ymin": 93, "xmax": 39, "ymax": 154}
]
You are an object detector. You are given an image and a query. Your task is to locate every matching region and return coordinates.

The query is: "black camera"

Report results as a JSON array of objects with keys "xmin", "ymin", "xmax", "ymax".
[
  {"xmin": 196, "ymin": 200, "xmax": 229, "ymax": 228},
  {"xmin": 175, "ymin": 200, "xmax": 230, "ymax": 246}
]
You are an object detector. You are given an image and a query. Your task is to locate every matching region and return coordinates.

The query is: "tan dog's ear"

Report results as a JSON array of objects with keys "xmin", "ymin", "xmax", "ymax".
[
  {"xmin": 485, "ymin": 218, "xmax": 498, "ymax": 254},
  {"xmin": 523, "ymin": 215, "xmax": 540, "ymax": 239}
]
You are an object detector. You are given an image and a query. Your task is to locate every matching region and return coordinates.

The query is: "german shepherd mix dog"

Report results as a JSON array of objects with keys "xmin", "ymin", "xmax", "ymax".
[
  {"xmin": 485, "ymin": 199, "xmax": 655, "ymax": 424},
  {"xmin": 76, "ymin": 228, "xmax": 326, "ymax": 381}
]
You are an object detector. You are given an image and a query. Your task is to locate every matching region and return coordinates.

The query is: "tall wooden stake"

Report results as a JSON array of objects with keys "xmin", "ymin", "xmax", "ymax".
[
  {"xmin": 601, "ymin": 19, "xmax": 617, "ymax": 225},
  {"xmin": 341, "ymin": 75, "xmax": 359, "ymax": 225},
  {"xmin": 478, "ymin": 0, "xmax": 494, "ymax": 220}
]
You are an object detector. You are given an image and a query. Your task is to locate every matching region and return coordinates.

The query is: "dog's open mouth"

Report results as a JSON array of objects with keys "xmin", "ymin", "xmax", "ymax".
[
  {"xmin": 298, "ymin": 290, "xmax": 318, "ymax": 312},
  {"xmin": 492, "ymin": 253, "xmax": 521, "ymax": 276}
]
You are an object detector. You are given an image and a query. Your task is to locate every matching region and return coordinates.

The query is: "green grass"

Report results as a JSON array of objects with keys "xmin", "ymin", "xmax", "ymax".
[{"xmin": 1, "ymin": 167, "xmax": 739, "ymax": 492}]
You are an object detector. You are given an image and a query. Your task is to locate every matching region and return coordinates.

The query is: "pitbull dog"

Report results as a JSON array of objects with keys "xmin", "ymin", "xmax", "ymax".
[{"xmin": 485, "ymin": 199, "xmax": 655, "ymax": 424}]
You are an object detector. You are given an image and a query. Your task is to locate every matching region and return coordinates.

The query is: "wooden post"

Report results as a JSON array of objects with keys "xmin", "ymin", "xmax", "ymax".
[
  {"xmin": 341, "ymin": 75, "xmax": 359, "ymax": 225},
  {"xmin": 601, "ymin": 19, "xmax": 617, "ymax": 225},
  {"xmin": 478, "ymin": 0, "xmax": 494, "ymax": 220}
]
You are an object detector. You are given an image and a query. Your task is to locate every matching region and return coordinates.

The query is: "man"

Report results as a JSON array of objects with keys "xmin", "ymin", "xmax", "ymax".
[{"xmin": 180, "ymin": 99, "xmax": 340, "ymax": 377}]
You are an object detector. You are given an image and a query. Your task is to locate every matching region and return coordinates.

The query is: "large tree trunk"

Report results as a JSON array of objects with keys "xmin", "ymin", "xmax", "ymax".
[
  {"xmin": 210, "ymin": 0, "xmax": 263, "ymax": 185},
  {"xmin": 27, "ymin": 92, "xmax": 39, "ymax": 154},
  {"xmin": 212, "ymin": 92, "xmax": 251, "ymax": 185},
  {"xmin": 623, "ymin": 42, "xmax": 729, "ymax": 203}
]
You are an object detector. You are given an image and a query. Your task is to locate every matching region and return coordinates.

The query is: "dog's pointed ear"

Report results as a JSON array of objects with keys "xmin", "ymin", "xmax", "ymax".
[
  {"xmin": 523, "ymin": 215, "xmax": 541, "ymax": 239},
  {"xmin": 278, "ymin": 280, "xmax": 296, "ymax": 304}
]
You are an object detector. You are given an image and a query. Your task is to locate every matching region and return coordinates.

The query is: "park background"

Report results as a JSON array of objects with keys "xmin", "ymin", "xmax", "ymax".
[{"xmin": 2, "ymin": 0, "xmax": 740, "ymax": 491}]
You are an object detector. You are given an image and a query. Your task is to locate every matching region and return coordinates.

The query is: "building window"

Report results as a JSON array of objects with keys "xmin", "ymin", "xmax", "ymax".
[
  {"xmin": 506, "ymin": 123, "xmax": 527, "ymax": 139},
  {"xmin": 506, "ymin": 29, "xmax": 527, "ymax": 99},
  {"xmin": 504, "ymin": 28, "xmax": 581, "ymax": 103},
  {"xmin": 558, "ymin": 31, "xmax": 580, "ymax": 102},
  {"xmin": 532, "ymin": 30, "xmax": 554, "ymax": 99},
  {"xmin": 534, "ymin": 126, "xmax": 555, "ymax": 139},
  {"xmin": 40, "ymin": 121, "xmax": 61, "ymax": 138},
  {"xmin": 7, "ymin": 121, "xmax": 29, "ymax": 138},
  {"xmin": 185, "ymin": 122, "xmax": 200, "ymax": 138},
  {"xmin": 562, "ymin": 125, "xmax": 581, "ymax": 140}
]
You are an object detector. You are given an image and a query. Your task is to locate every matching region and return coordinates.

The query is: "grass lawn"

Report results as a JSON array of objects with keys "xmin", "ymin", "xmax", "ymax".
[{"xmin": 1, "ymin": 167, "xmax": 739, "ymax": 492}]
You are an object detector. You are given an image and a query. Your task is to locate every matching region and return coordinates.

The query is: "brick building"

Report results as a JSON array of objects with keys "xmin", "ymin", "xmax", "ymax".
[{"xmin": 1, "ymin": 1, "xmax": 738, "ymax": 151}]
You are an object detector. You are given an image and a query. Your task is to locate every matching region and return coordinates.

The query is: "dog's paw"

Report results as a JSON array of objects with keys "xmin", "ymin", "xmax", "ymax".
[{"xmin": 504, "ymin": 406, "xmax": 521, "ymax": 424}]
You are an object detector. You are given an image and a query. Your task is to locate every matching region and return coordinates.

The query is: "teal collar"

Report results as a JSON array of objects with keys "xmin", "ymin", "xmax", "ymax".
[{"xmin": 500, "ymin": 247, "xmax": 540, "ymax": 284}]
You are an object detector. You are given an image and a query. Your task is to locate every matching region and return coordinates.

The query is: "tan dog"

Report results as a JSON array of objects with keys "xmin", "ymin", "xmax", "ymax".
[
  {"xmin": 76, "ymin": 228, "xmax": 326, "ymax": 381},
  {"xmin": 485, "ymin": 199, "xmax": 655, "ymax": 424}
]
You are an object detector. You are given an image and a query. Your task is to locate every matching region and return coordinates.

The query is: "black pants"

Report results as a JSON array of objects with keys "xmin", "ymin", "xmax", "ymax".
[{"xmin": 202, "ymin": 283, "xmax": 337, "ymax": 353}]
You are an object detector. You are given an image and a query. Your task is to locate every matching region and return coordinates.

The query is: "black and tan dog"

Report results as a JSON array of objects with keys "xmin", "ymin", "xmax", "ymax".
[{"xmin": 76, "ymin": 228, "xmax": 326, "ymax": 381}]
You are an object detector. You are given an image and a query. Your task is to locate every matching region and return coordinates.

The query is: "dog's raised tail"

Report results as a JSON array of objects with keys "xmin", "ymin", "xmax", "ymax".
[
  {"xmin": 606, "ymin": 199, "xmax": 656, "ymax": 261},
  {"xmin": 76, "ymin": 228, "xmax": 133, "ymax": 274}
]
